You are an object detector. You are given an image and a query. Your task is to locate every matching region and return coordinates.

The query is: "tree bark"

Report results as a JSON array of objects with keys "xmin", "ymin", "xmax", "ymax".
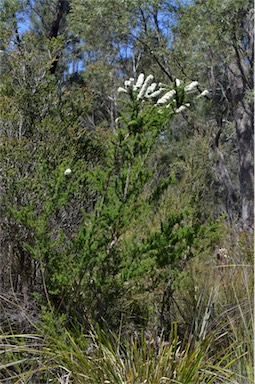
[
  {"xmin": 212, "ymin": 135, "xmax": 237, "ymax": 224},
  {"xmin": 48, "ymin": 0, "xmax": 67, "ymax": 74},
  {"xmin": 228, "ymin": 57, "xmax": 254, "ymax": 228}
]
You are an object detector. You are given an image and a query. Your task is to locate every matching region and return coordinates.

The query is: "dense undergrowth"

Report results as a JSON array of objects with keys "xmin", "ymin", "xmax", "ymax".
[
  {"xmin": 0, "ymin": 1, "xmax": 253, "ymax": 383},
  {"xmin": 0, "ymin": 237, "xmax": 253, "ymax": 383},
  {"xmin": 0, "ymin": 61, "xmax": 253, "ymax": 384}
]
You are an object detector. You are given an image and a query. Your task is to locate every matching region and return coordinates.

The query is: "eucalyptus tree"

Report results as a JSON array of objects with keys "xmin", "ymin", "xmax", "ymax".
[{"xmin": 172, "ymin": 0, "xmax": 254, "ymax": 228}]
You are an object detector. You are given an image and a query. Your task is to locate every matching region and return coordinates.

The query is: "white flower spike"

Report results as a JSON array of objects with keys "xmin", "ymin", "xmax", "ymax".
[
  {"xmin": 175, "ymin": 106, "xmax": 187, "ymax": 113},
  {"xmin": 175, "ymin": 103, "xmax": 190, "ymax": 113},
  {"xmin": 184, "ymin": 81, "xmax": 199, "ymax": 93},
  {"xmin": 64, "ymin": 168, "xmax": 72, "ymax": 176},
  {"xmin": 135, "ymin": 73, "xmax": 145, "ymax": 89},
  {"xmin": 117, "ymin": 87, "xmax": 128, "ymax": 94},
  {"xmin": 147, "ymin": 89, "xmax": 163, "ymax": 98},
  {"xmin": 137, "ymin": 74, "xmax": 154, "ymax": 100},
  {"xmin": 124, "ymin": 80, "xmax": 132, "ymax": 88},
  {"xmin": 157, "ymin": 90, "xmax": 176, "ymax": 104},
  {"xmin": 145, "ymin": 83, "xmax": 157, "ymax": 96},
  {"xmin": 129, "ymin": 77, "xmax": 135, "ymax": 86},
  {"xmin": 197, "ymin": 89, "xmax": 210, "ymax": 98}
]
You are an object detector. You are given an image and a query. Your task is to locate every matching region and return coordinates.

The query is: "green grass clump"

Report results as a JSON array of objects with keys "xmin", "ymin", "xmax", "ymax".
[{"xmin": 0, "ymin": 320, "xmax": 246, "ymax": 384}]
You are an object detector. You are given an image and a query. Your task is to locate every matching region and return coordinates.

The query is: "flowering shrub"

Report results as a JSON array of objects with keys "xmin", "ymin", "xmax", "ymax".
[{"xmin": 1, "ymin": 61, "xmax": 214, "ymax": 330}]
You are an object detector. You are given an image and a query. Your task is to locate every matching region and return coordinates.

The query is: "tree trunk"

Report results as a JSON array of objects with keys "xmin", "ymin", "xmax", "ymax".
[
  {"xmin": 212, "ymin": 142, "xmax": 237, "ymax": 224},
  {"xmin": 228, "ymin": 58, "xmax": 254, "ymax": 228},
  {"xmin": 49, "ymin": 0, "xmax": 67, "ymax": 74}
]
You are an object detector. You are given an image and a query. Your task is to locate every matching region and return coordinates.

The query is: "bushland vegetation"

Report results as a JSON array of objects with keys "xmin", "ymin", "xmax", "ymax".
[{"xmin": 0, "ymin": 1, "xmax": 253, "ymax": 382}]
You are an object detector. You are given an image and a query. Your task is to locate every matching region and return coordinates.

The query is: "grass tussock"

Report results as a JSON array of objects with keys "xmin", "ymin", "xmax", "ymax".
[
  {"xmin": 0, "ymin": 230, "xmax": 253, "ymax": 384},
  {"xmin": 0, "ymin": 317, "xmax": 251, "ymax": 384}
]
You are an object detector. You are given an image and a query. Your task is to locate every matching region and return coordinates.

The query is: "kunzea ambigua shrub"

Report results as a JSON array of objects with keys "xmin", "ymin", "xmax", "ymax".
[{"xmin": 3, "ymin": 71, "xmax": 214, "ymax": 328}]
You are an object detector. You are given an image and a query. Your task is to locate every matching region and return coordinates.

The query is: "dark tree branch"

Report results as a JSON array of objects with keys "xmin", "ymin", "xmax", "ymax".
[
  {"xmin": 139, "ymin": 7, "xmax": 148, "ymax": 34},
  {"xmin": 152, "ymin": 8, "xmax": 161, "ymax": 42},
  {"xmin": 48, "ymin": 0, "xmax": 67, "ymax": 74},
  {"xmin": 13, "ymin": 12, "xmax": 23, "ymax": 53},
  {"xmin": 48, "ymin": 0, "xmax": 66, "ymax": 39},
  {"xmin": 233, "ymin": 39, "xmax": 251, "ymax": 89},
  {"xmin": 133, "ymin": 34, "xmax": 174, "ymax": 82}
]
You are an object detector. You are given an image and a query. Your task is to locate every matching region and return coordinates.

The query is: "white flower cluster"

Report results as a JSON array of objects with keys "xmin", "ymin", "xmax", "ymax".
[
  {"xmin": 118, "ymin": 73, "xmax": 166, "ymax": 101},
  {"xmin": 157, "ymin": 90, "xmax": 176, "ymax": 105},
  {"xmin": 197, "ymin": 89, "xmax": 210, "ymax": 98},
  {"xmin": 172, "ymin": 79, "xmax": 209, "ymax": 113},
  {"xmin": 117, "ymin": 74, "xmax": 209, "ymax": 113},
  {"xmin": 64, "ymin": 168, "xmax": 71, "ymax": 175},
  {"xmin": 184, "ymin": 81, "xmax": 199, "ymax": 93},
  {"xmin": 175, "ymin": 103, "xmax": 191, "ymax": 113}
]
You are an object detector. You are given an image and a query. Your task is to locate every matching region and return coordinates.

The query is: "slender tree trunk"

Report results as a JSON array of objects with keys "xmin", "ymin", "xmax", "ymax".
[
  {"xmin": 212, "ymin": 142, "xmax": 237, "ymax": 224},
  {"xmin": 228, "ymin": 58, "xmax": 254, "ymax": 228},
  {"xmin": 235, "ymin": 99, "xmax": 253, "ymax": 228},
  {"xmin": 49, "ymin": 0, "xmax": 67, "ymax": 74}
]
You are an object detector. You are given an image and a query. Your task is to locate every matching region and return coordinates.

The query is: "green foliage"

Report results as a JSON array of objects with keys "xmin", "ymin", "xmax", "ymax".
[
  {"xmin": 1, "ymin": 42, "xmax": 217, "ymax": 326},
  {"xmin": 0, "ymin": 5, "xmax": 253, "ymax": 384},
  {"xmin": 0, "ymin": 319, "xmax": 246, "ymax": 383}
]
